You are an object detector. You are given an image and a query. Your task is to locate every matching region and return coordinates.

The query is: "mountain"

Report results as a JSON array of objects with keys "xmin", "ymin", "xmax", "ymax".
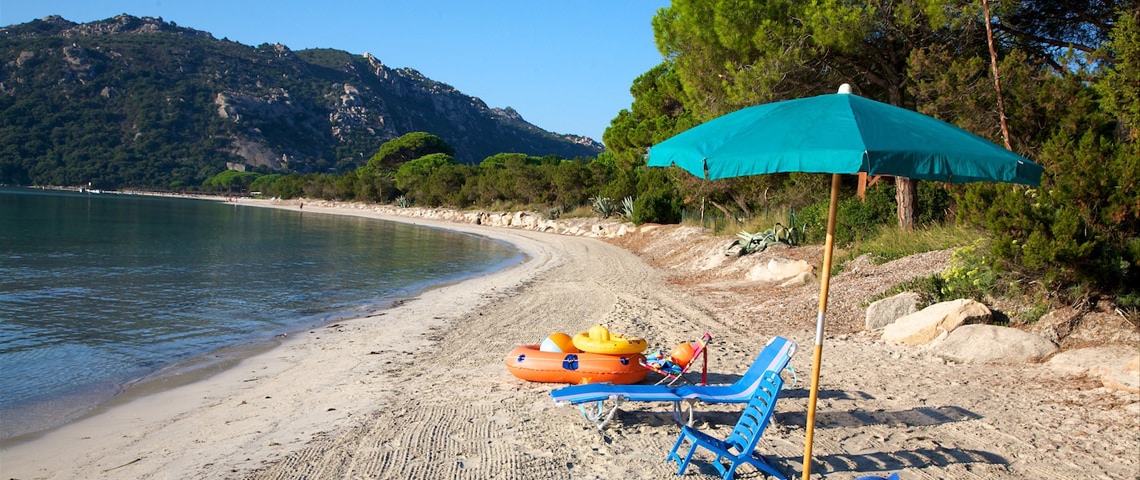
[{"xmin": 0, "ymin": 15, "xmax": 603, "ymax": 189}]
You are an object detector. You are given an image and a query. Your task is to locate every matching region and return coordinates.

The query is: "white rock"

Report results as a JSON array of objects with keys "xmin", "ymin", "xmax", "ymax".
[
  {"xmin": 932, "ymin": 324, "xmax": 1058, "ymax": 364},
  {"xmin": 865, "ymin": 292, "xmax": 920, "ymax": 331},
  {"xmin": 747, "ymin": 257, "xmax": 813, "ymax": 284},
  {"xmin": 881, "ymin": 299, "xmax": 991, "ymax": 345}
]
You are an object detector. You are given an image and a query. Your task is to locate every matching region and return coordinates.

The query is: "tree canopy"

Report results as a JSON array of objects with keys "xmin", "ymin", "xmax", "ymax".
[{"xmin": 601, "ymin": 0, "xmax": 1138, "ymax": 305}]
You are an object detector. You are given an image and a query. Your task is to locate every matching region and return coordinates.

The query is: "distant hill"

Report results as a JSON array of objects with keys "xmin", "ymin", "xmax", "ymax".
[{"xmin": 0, "ymin": 15, "xmax": 603, "ymax": 189}]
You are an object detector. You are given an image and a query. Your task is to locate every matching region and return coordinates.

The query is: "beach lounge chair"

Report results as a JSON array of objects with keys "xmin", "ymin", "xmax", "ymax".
[
  {"xmin": 551, "ymin": 336, "xmax": 796, "ymax": 429},
  {"xmin": 667, "ymin": 369, "xmax": 787, "ymax": 480},
  {"xmin": 641, "ymin": 332, "xmax": 712, "ymax": 386}
]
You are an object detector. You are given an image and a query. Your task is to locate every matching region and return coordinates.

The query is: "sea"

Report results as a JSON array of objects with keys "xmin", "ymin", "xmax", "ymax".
[{"xmin": 0, "ymin": 187, "xmax": 523, "ymax": 442}]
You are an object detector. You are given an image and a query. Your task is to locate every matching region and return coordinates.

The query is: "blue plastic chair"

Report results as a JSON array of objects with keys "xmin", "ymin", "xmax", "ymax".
[
  {"xmin": 666, "ymin": 369, "xmax": 787, "ymax": 480},
  {"xmin": 551, "ymin": 336, "xmax": 797, "ymax": 429}
]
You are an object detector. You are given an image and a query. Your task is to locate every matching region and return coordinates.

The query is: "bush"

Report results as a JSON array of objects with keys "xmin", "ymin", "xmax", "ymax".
[
  {"xmin": 632, "ymin": 188, "xmax": 682, "ymax": 225},
  {"xmin": 939, "ymin": 242, "xmax": 997, "ymax": 301},
  {"xmin": 797, "ymin": 183, "xmax": 896, "ymax": 246}
]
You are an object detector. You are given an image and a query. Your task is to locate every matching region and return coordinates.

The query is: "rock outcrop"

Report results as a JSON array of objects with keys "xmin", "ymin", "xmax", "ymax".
[
  {"xmin": 932, "ymin": 324, "xmax": 1058, "ymax": 364},
  {"xmin": 881, "ymin": 299, "xmax": 991, "ymax": 345},
  {"xmin": 864, "ymin": 292, "xmax": 920, "ymax": 331}
]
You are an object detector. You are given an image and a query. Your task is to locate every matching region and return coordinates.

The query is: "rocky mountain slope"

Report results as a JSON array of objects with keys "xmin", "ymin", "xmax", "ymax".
[{"xmin": 0, "ymin": 15, "xmax": 603, "ymax": 189}]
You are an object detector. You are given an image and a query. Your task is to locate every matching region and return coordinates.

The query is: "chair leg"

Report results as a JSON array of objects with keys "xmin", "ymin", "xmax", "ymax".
[
  {"xmin": 667, "ymin": 432, "xmax": 687, "ymax": 465},
  {"xmin": 667, "ymin": 432, "xmax": 702, "ymax": 476},
  {"xmin": 710, "ymin": 453, "xmax": 730, "ymax": 479},
  {"xmin": 679, "ymin": 441, "xmax": 698, "ymax": 475}
]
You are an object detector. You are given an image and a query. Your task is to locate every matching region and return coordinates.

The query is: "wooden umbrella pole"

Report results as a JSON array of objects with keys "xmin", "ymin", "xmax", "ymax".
[{"xmin": 802, "ymin": 173, "xmax": 841, "ymax": 480}]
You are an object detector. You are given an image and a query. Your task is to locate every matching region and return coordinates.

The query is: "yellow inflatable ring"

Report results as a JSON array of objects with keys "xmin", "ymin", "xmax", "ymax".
[{"xmin": 572, "ymin": 325, "xmax": 648, "ymax": 355}]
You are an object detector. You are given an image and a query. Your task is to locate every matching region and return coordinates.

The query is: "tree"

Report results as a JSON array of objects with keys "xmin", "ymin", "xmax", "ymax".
[
  {"xmin": 362, "ymin": 132, "xmax": 454, "ymax": 173},
  {"xmin": 394, "ymin": 153, "xmax": 457, "ymax": 204},
  {"xmin": 649, "ymin": 0, "xmax": 996, "ymax": 230},
  {"xmin": 999, "ymin": 0, "xmax": 1127, "ymax": 70},
  {"xmin": 603, "ymin": 63, "xmax": 697, "ymax": 170},
  {"xmin": 357, "ymin": 132, "xmax": 454, "ymax": 202},
  {"xmin": 202, "ymin": 169, "xmax": 259, "ymax": 193}
]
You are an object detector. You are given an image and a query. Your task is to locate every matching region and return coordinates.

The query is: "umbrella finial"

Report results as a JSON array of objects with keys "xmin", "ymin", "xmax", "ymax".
[{"xmin": 837, "ymin": 83, "xmax": 852, "ymax": 94}]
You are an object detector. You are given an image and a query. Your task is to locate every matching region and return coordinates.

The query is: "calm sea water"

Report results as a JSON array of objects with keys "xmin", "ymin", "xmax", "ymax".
[{"xmin": 0, "ymin": 187, "xmax": 521, "ymax": 440}]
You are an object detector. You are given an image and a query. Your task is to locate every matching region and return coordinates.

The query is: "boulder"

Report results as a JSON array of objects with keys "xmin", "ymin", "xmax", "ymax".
[
  {"xmin": 1028, "ymin": 306, "xmax": 1083, "ymax": 345},
  {"xmin": 932, "ymin": 324, "xmax": 1058, "ymax": 364},
  {"xmin": 748, "ymin": 258, "xmax": 813, "ymax": 284},
  {"xmin": 865, "ymin": 292, "xmax": 920, "ymax": 331},
  {"xmin": 1046, "ymin": 346, "xmax": 1140, "ymax": 392},
  {"xmin": 881, "ymin": 299, "xmax": 991, "ymax": 345},
  {"xmin": 778, "ymin": 271, "xmax": 815, "ymax": 288}
]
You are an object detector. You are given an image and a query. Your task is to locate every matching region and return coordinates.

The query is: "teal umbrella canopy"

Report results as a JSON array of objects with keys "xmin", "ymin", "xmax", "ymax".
[
  {"xmin": 647, "ymin": 86, "xmax": 1043, "ymax": 480},
  {"xmin": 647, "ymin": 90, "xmax": 1043, "ymax": 186}
]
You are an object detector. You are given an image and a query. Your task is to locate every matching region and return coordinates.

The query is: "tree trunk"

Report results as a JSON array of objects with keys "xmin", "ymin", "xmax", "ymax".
[
  {"xmin": 982, "ymin": 0, "xmax": 1013, "ymax": 150},
  {"xmin": 895, "ymin": 176, "xmax": 916, "ymax": 231},
  {"xmin": 886, "ymin": 85, "xmax": 917, "ymax": 230}
]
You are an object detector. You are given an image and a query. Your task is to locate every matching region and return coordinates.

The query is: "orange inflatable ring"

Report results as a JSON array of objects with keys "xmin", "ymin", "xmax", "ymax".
[
  {"xmin": 571, "ymin": 325, "xmax": 648, "ymax": 355},
  {"xmin": 504, "ymin": 344, "xmax": 648, "ymax": 384}
]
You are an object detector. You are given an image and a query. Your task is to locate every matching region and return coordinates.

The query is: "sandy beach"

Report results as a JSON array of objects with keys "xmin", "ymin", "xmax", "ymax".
[{"xmin": 3, "ymin": 198, "xmax": 1137, "ymax": 480}]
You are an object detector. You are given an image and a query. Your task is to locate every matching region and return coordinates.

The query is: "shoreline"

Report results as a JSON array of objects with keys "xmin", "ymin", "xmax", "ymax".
[
  {"xmin": 1, "ymin": 199, "xmax": 558, "ymax": 477},
  {"xmin": 0, "ymin": 192, "xmax": 525, "ymax": 445},
  {"xmin": 3, "ymin": 197, "xmax": 1136, "ymax": 479}
]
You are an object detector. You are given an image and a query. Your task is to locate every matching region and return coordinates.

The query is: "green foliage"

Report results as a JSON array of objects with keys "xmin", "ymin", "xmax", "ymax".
[
  {"xmin": 939, "ymin": 243, "xmax": 998, "ymax": 302},
  {"xmin": 869, "ymin": 274, "xmax": 945, "ymax": 309},
  {"xmin": 1095, "ymin": 7, "xmax": 1140, "ymax": 139},
  {"xmin": 954, "ymin": 70, "xmax": 1137, "ymax": 301},
  {"xmin": 365, "ymin": 132, "xmax": 455, "ymax": 172},
  {"xmin": 603, "ymin": 63, "xmax": 697, "ymax": 170},
  {"xmin": 0, "ymin": 16, "xmax": 600, "ymax": 190},
  {"xmin": 841, "ymin": 223, "xmax": 979, "ymax": 268},
  {"xmin": 796, "ymin": 183, "xmax": 896, "ymax": 246},
  {"xmin": 621, "ymin": 196, "xmax": 635, "ymax": 219},
  {"xmin": 632, "ymin": 188, "xmax": 682, "ymax": 225},
  {"xmin": 202, "ymin": 170, "xmax": 260, "ymax": 193},
  {"xmin": 726, "ymin": 222, "xmax": 802, "ymax": 257},
  {"xmin": 591, "ymin": 196, "xmax": 618, "ymax": 218},
  {"xmin": 394, "ymin": 153, "xmax": 457, "ymax": 206}
]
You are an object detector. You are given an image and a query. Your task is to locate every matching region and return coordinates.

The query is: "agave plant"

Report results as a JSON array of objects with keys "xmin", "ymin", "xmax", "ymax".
[
  {"xmin": 621, "ymin": 196, "xmax": 635, "ymax": 219},
  {"xmin": 726, "ymin": 230, "xmax": 773, "ymax": 256},
  {"xmin": 591, "ymin": 196, "xmax": 617, "ymax": 218},
  {"xmin": 395, "ymin": 195, "xmax": 412, "ymax": 208}
]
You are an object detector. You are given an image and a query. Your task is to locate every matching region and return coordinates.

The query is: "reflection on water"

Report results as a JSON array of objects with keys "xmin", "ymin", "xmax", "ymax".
[{"xmin": 0, "ymin": 187, "xmax": 521, "ymax": 440}]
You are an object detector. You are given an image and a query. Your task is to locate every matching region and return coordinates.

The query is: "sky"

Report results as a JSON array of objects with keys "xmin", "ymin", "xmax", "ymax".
[{"xmin": 0, "ymin": 1, "xmax": 671, "ymax": 142}]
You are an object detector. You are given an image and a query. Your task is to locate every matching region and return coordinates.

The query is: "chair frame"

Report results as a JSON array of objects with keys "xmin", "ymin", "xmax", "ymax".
[
  {"xmin": 667, "ymin": 369, "xmax": 788, "ymax": 480},
  {"xmin": 551, "ymin": 336, "xmax": 797, "ymax": 430},
  {"xmin": 641, "ymin": 332, "xmax": 712, "ymax": 387}
]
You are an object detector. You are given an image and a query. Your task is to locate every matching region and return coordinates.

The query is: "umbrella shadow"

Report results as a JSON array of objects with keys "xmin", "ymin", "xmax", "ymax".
[
  {"xmin": 781, "ymin": 387, "xmax": 871, "ymax": 401},
  {"xmin": 776, "ymin": 405, "xmax": 981, "ymax": 429},
  {"xmin": 799, "ymin": 447, "xmax": 1009, "ymax": 475}
]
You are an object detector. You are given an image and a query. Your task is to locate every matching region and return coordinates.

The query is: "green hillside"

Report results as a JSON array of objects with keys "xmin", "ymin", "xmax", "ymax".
[{"xmin": 0, "ymin": 15, "xmax": 602, "ymax": 189}]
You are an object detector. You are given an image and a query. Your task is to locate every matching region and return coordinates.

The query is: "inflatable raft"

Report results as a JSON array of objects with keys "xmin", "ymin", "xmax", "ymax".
[
  {"xmin": 572, "ymin": 325, "xmax": 648, "ymax": 355},
  {"xmin": 504, "ymin": 344, "xmax": 648, "ymax": 384}
]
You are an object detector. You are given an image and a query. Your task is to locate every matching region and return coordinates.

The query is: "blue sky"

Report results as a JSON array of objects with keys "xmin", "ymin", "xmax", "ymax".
[{"xmin": 0, "ymin": 1, "xmax": 671, "ymax": 142}]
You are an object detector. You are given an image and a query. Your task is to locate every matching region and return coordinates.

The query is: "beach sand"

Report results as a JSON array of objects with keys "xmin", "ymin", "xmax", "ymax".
[{"xmin": 3, "ymin": 199, "xmax": 1137, "ymax": 479}]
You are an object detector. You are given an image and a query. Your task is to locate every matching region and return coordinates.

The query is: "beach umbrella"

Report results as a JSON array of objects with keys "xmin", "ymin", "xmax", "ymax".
[{"xmin": 647, "ymin": 84, "xmax": 1043, "ymax": 479}]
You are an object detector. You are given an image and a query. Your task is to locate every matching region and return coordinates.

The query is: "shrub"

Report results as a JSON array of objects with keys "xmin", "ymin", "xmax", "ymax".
[
  {"xmin": 632, "ymin": 189, "xmax": 682, "ymax": 225},
  {"xmin": 939, "ymin": 242, "xmax": 996, "ymax": 301}
]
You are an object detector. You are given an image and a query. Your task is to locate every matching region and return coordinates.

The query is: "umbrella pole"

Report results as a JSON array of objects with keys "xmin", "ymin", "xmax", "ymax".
[{"xmin": 801, "ymin": 174, "xmax": 841, "ymax": 480}]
